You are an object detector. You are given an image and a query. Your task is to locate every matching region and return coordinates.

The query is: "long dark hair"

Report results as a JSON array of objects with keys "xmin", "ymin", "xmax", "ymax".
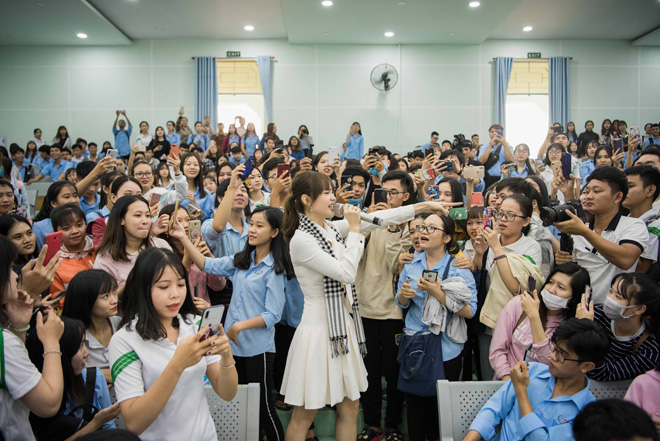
[
  {"xmin": 97, "ymin": 195, "xmax": 152, "ymax": 262},
  {"xmin": 514, "ymin": 143, "xmax": 536, "ymax": 176},
  {"xmin": 26, "ymin": 316, "xmax": 86, "ymax": 407},
  {"xmin": 119, "ymin": 248, "xmax": 199, "ymax": 340},
  {"xmin": 54, "ymin": 125, "xmax": 70, "ymax": 143},
  {"xmin": 265, "ymin": 123, "xmax": 276, "ymax": 137},
  {"xmin": 537, "ymin": 263, "xmax": 590, "ymax": 331},
  {"xmin": 543, "ymin": 143, "xmax": 566, "ymax": 166},
  {"xmin": 566, "ymin": 121, "xmax": 578, "ymax": 141},
  {"xmin": 525, "ymin": 175, "xmax": 550, "ymax": 209},
  {"xmin": 234, "ymin": 206, "xmax": 295, "ymax": 279},
  {"xmin": 99, "ymin": 170, "xmax": 124, "ymax": 209},
  {"xmin": 34, "ymin": 181, "xmax": 78, "ymax": 222},
  {"xmin": 601, "ymin": 119, "xmax": 612, "ymax": 137},
  {"xmin": 157, "ymin": 203, "xmax": 186, "ymax": 257},
  {"xmin": 424, "ymin": 213, "xmax": 461, "ymax": 256},
  {"xmin": 502, "ymin": 193, "xmax": 533, "ymax": 235},
  {"xmin": 181, "ymin": 152, "xmax": 205, "ymax": 194},
  {"xmin": 62, "ymin": 269, "xmax": 117, "ymax": 329},
  {"xmin": 0, "ymin": 214, "xmax": 37, "ymax": 263},
  {"xmin": 594, "ymin": 145, "xmax": 614, "ymax": 167},
  {"xmin": 282, "ymin": 171, "xmax": 333, "ymax": 243},
  {"xmin": 0, "ymin": 235, "xmax": 18, "ymax": 327}
]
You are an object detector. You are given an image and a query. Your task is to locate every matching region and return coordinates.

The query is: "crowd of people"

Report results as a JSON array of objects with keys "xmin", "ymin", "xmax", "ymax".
[{"xmin": 2, "ymin": 110, "xmax": 660, "ymax": 441}]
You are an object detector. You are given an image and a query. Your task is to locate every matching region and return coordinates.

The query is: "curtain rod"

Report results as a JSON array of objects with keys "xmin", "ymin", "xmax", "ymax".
[
  {"xmin": 491, "ymin": 57, "xmax": 573, "ymax": 61},
  {"xmin": 191, "ymin": 56, "xmax": 276, "ymax": 60}
]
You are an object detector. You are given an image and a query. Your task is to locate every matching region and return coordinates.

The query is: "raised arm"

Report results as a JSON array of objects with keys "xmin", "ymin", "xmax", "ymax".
[{"xmin": 212, "ymin": 165, "xmax": 245, "ymax": 234}]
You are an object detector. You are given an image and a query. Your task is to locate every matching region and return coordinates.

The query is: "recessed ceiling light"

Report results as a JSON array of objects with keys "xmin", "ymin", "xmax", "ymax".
[
  {"xmin": 469, "ymin": 1, "xmax": 480, "ymax": 7},
  {"xmin": 322, "ymin": 32, "xmax": 331, "ymax": 36},
  {"xmin": 244, "ymin": 25, "xmax": 254, "ymax": 31},
  {"xmin": 397, "ymin": 1, "xmax": 407, "ymax": 4},
  {"xmin": 384, "ymin": 31, "xmax": 395, "ymax": 37},
  {"xmin": 154, "ymin": 26, "xmax": 165, "ymax": 31},
  {"xmin": 321, "ymin": 0, "xmax": 333, "ymax": 6},
  {"xmin": 447, "ymin": 32, "xmax": 457, "ymax": 36},
  {"xmin": 522, "ymin": 26, "xmax": 533, "ymax": 32},
  {"xmin": 35, "ymin": 2, "xmax": 46, "ymax": 6},
  {"xmin": 76, "ymin": 33, "xmax": 88, "ymax": 39}
]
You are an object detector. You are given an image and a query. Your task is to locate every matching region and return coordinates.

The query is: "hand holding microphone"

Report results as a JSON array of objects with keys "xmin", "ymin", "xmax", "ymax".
[{"xmin": 334, "ymin": 203, "xmax": 384, "ymax": 227}]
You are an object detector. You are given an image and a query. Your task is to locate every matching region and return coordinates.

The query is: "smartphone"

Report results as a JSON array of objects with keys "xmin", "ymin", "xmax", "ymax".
[
  {"xmin": 136, "ymin": 145, "xmax": 146, "ymax": 153},
  {"xmin": 422, "ymin": 270, "xmax": 439, "ymax": 283},
  {"xmin": 327, "ymin": 146, "xmax": 339, "ymax": 165},
  {"xmin": 198, "ymin": 305, "xmax": 226, "ymax": 342},
  {"xmin": 471, "ymin": 192, "xmax": 484, "ymax": 206},
  {"xmin": 483, "ymin": 207, "xmax": 492, "ymax": 229},
  {"xmin": 550, "ymin": 160, "xmax": 562, "ymax": 177},
  {"xmin": 242, "ymin": 156, "xmax": 257, "ymax": 181},
  {"xmin": 189, "ymin": 220, "xmax": 201, "ymax": 242},
  {"xmin": 630, "ymin": 126, "xmax": 640, "ymax": 138},
  {"xmin": 552, "ymin": 125, "xmax": 564, "ymax": 133},
  {"xmin": 277, "ymin": 163, "xmax": 290, "ymax": 178},
  {"xmin": 613, "ymin": 138, "xmax": 623, "ymax": 152},
  {"xmin": 428, "ymin": 185, "xmax": 439, "ymax": 199},
  {"xmin": 463, "ymin": 166, "xmax": 484, "ymax": 179},
  {"xmin": 528, "ymin": 276, "xmax": 536, "ymax": 293},
  {"xmin": 503, "ymin": 163, "xmax": 516, "ymax": 172},
  {"xmin": 523, "ymin": 344, "xmax": 533, "ymax": 362},
  {"xmin": 496, "ymin": 130, "xmax": 504, "ymax": 138},
  {"xmin": 169, "ymin": 144, "xmax": 180, "ymax": 158},
  {"xmin": 305, "ymin": 146, "xmax": 314, "ymax": 159},
  {"xmin": 369, "ymin": 148, "xmax": 380, "ymax": 158},
  {"xmin": 560, "ymin": 152, "xmax": 572, "ymax": 180},
  {"xmin": 374, "ymin": 188, "xmax": 388, "ymax": 204},
  {"xmin": 340, "ymin": 175, "xmax": 353, "ymax": 191},
  {"xmin": 439, "ymin": 160, "xmax": 454, "ymax": 172},
  {"xmin": 107, "ymin": 149, "xmax": 118, "ymax": 159},
  {"xmin": 49, "ymin": 290, "xmax": 66, "ymax": 302},
  {"xmin": 449, "ymin": 207, "xmax": 468, "ymax": 221},
  {"xmin": 275, "ymin": 140, "xmax": 284, "ymax": 150},
  {"xmin": 408, "ymin": 246, "xmax": 415, "ymax": 254},
  {"xmin": 586, "ymin": 286, "xmax": 592, "ymax": 307},
  {"xmin": 44, "ymin": 232, "xmax": 62, "ymax": 266},
  {"xmin": 415, "ymin": 168, "xmax": 436, "ymax": 181},
  {"xmin": 534, "ymin": 158, "xmax": 545, "ymax": 169},
  {"xmin": 149, "ymin": 192, "xmax": 162, "ymax": 207}
]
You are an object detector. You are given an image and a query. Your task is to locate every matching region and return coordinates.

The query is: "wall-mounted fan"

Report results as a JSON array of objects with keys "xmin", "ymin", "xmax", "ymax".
[{"xmin": 370, "ymin": 63, "xmax": 398, "ymax": 91}]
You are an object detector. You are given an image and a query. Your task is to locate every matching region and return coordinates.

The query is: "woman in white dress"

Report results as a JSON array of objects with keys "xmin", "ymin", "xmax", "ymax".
[{"xmin": 280, "ymin": 171, "xmax": 445, "ymax": 441}]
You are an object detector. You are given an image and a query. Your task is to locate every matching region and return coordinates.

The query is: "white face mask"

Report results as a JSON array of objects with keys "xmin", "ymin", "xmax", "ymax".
[
  {"xmin": 603, "ymin": 296, "xmax": 636, "ymax": 322},
  {"xmin": 541, "ymin": 288, "xmax": 569, "ymax": 311}
]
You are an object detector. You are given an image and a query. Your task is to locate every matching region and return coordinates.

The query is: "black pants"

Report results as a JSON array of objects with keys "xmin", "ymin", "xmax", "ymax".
[
  {"xmin": 273, "ymin": 323, "xmax": 296, "ymax": 393},
  {"xmin": 406, "ymin": 355, "xmax": 463, "ymax": 441},
  {"xmin": 235, "ymin": 353, "xmax": 284, "ymax": 441},
  {"xmin": 361, "ymin": 317, "xmax": 404, "ymax": 430}
]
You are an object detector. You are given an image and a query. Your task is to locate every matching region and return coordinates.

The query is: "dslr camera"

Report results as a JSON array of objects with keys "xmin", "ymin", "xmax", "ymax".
[
  {"xmin": 452, "ymin": 134, "xmax": 472, "ymax": 149},
  {"xmin": 540, "ymin": 199, "xmax": 584, "ymax": 227}
]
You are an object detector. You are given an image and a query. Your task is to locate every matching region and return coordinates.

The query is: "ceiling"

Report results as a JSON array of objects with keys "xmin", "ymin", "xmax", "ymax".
[{"xmin": 0, "ymin": 0, "xmax": 659, "ymax": 46}]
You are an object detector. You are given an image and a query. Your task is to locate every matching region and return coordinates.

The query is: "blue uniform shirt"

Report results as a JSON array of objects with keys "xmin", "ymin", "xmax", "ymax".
[
  {"xmin": 486, "ymin": 143, "xmax": 514, "ymax": 177},
  {"xmin": 33, "ymin": 218, "xmax": 53, "ymax": 251},
  {"xmin": 201, "ymin": 217, "xmax": 249, "ymax": 258},
  {"xmin": 203, "ymin": 252, "xmax": 286, "ymax": 357},
  {"xmin": 41, "ymin": 159, "xmax": 72, "ymax": 181},
  {"xmin": 187, "ymin": 133, "xmax": 210, "ymax": 151},
  {"xmin": 86, "ymin": 205, "xmax": 110, "ymax": 224},
  {"xmin": 166, "ymin": 132, "xmax": 181, "ymax": 146},
  {"xmin": 63, "ymin": 368, "xmax": 116, "ymax": 430},
  {"xmin": 345, "ymin": 134, "xmax": 364, "ymax": 160},
  {"xmin": 193, "ymin": 187, "xmax": 214, "ymax": 221},
  {"xmin": 579, "ymin": 159, "xmax": 595, "ymax": 188},
  {"xmin": 112, "ymin": 126, "xmax": 132, "ymax": 157},
  {"xmin": 396, "ymin": 251, "xmax": 477, "ymax": 361},
  {"xmin": 243, "ymin": 134, "xmax": 260, "ymax": 157},
  {"xmin": 469, "ymin": 363, "xmax": 595, "ymax": 441},
  {"xmin": 79, "ymin": 194, "xmax": 101, "ymax": 216}
]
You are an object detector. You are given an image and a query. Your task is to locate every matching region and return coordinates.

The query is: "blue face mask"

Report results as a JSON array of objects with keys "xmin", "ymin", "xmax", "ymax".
[{"xmin": 348, "ymin": 197, "xmax": 363, "ymax": 206}]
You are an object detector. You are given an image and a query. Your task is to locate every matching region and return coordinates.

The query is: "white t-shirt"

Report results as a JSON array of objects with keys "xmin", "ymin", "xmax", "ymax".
[
  {"xmin": 573, "ymin": 213, "xmax": 648, "ymax": 304},
  {"xmin": 135, "ymin": 134, "xmax": 153, "ymax": 147},
  {"xmin": 86, "ymin": 316, "xmax": 122, "ymax": 370},
  {"xmin": 639, "ymin": 209, "xmax": 660, "ymax": 262},
  {"xmin": 485, "ymin": 234, "xmax": 543, "ymax": 271},
  {"xmin": 107, "ymin": 314, "xmax": 221, "ymax": 441},
  {"xmin": 0, "ymin": 329, "xmax": 41, "ymax": 441}
]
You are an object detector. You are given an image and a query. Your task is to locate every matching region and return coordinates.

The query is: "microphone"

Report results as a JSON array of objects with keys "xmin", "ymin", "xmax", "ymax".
[{"xmin": 334, "ymin": 203, "xmax": 384, "ymax": 227}]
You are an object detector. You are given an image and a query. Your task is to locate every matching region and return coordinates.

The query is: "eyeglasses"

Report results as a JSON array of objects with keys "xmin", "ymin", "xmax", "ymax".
[
  {"xmin": 492, "ymin": 211, "xmax": 526, "ymax": 222},
  {"xmin": 415, "ymin": 225, "xmax": 445, "ymax": 234},
  {"xmin": 550, "ymin": 342, "xmax": 583, "ymax": 364},
  {"xmin": 134, "ymin": 172, "xmax": 153, "ymax": 178},
  {"xmin": 384, "ymin": 189, "xmax": 402, "ymax": 198}
]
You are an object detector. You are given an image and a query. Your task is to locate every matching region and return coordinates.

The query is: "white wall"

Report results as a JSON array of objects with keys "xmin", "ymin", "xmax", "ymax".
[{"xmin": 1, "ymin": 39, "xmax": 659, "ymax": 155}]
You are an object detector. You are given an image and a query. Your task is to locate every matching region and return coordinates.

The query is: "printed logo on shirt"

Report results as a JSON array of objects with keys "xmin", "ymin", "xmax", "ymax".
[
  {"xmin": 254, "ymin": 270, "xmax": 264, "ymax": 275},
  {"xmin": 558, "ymin": 415, "xmax": 570, "ymax": 424}
]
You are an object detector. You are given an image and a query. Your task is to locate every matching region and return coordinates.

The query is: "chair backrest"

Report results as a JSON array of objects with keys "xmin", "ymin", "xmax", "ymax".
[
  {"xmin": 26, "ymin": 189, "xmax": 37, "ymax": 217},
  {"xmin": 437, "ymin": 377, "xmax": 632, "ymax": 441},
  {"xmin": 205, "ymin": 383, "xmax": 260, "ymax": 441}
]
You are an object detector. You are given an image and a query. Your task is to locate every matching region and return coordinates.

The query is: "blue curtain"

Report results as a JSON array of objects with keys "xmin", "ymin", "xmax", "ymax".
[
  {"xmin": 257, "ymin": 56, "xmax": 273, "ymax": 124},
  {"xmin": 194, "ymin": 57, "xmax": 218, "ymax": 131},
  {"xmin": 549, "ymin": 57, "xmax": 571, "ymax": 127},
  {"xmin": 493, "ymin": 57, "xmax": 514, "ymax": 127}
]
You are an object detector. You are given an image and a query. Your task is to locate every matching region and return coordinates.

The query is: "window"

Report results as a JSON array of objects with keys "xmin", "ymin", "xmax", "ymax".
[
  {"xmin": 505, "ymin": 61, "xmax": 549, "ymax": 157},
  {"xmin": 217, "ymin": 60, "xmax": 265, "ymax": 135}
]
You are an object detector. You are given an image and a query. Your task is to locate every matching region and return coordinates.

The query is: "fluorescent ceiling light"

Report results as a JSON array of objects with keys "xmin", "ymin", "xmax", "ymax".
[
  {"xmin": 384, "ymin": 31, "xmax": 394, "ymax": 37},
  {"xmin": 76, "ymin": 33, "xmax": 87, "ymax": 39},
  {"xmin": 244, "ymin": 25, "xmax": 254, "ymax": 31},
  {"xmin": 322, "ymin": 0, "xmax": 333, "ymax": 6},
  {"xmin": 523, "ymin": 26, "xmax": 533, "ymax": 32},
  {"xmin": 469, "ymin": 2, "xmax": 480, "ymax": 7}
]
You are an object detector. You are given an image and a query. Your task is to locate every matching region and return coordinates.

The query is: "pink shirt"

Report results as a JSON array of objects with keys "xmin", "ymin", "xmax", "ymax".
[
  {"xmin": 625, "ymin": 369, "xmax": 660, "ymax": 419},
  {"xmin": 187, "ymin": 263, "xmax": 226, "ymax": 304},
  {"xmin": 93, "ymin": 238, "xmax": 172, "ymax": 288},
  {"xmin": 489, "ymin": 296, "xmax": 563, "ymax": 380}
]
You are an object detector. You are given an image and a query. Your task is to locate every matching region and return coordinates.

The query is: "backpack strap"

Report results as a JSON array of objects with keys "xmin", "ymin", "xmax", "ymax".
[
  {"xmin": 442, "ymin": 256, "xmax": 455, "ymax": 280},
  {"xmin": 632, "ymin": 329, "xmax": 652, "ymax": 356},
  {"xmin": 82, "ymin": 367, "xmax": 97, "ymax": 421},
  {"xmin": 515, "ymin": 312, "xmax": 528, "ymax": 330}
]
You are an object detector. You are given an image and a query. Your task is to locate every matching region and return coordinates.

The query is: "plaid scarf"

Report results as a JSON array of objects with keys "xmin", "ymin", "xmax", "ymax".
[{"xmin": 298, "ymin": 214, "xmax": 367, "ymax": 358}]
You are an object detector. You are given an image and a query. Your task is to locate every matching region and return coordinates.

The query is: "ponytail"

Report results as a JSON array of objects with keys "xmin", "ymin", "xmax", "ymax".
[{"xmin": 281, "ymin": 171, "xmax": 333, "ymax": 243}]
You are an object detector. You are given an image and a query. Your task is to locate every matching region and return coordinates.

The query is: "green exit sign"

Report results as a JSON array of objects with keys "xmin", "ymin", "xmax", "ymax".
[
  {"xmin": 527, "ymin": 52, "xmax": 542, "ymax": 58},
  {"xmin": 226, "ymin": 51, "xmax": 241, "ymax": 57}
]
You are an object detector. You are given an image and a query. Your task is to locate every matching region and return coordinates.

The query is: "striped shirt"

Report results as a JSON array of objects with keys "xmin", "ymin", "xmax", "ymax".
[{"xmin": 588, "ymin": 304, "xmax": 660, "ymax": 382}]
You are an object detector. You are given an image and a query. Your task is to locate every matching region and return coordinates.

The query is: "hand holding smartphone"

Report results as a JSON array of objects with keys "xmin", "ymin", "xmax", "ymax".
[
  {"xmin": 422, "ymin": 270, "xmax": 438, "ymax": 283},
  {"xmin": 198, "ymin": 305, "xmax": 226, "ymax": 342},
  {"xmin": 43, "ymin": 232, "xmax": 62, "ymax": 266}
]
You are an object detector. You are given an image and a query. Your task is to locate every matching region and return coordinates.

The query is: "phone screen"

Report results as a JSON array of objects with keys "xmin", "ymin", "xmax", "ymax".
[{"xmin": 374, "ymin": 188, "xmax": 388, "ymax": 204}]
